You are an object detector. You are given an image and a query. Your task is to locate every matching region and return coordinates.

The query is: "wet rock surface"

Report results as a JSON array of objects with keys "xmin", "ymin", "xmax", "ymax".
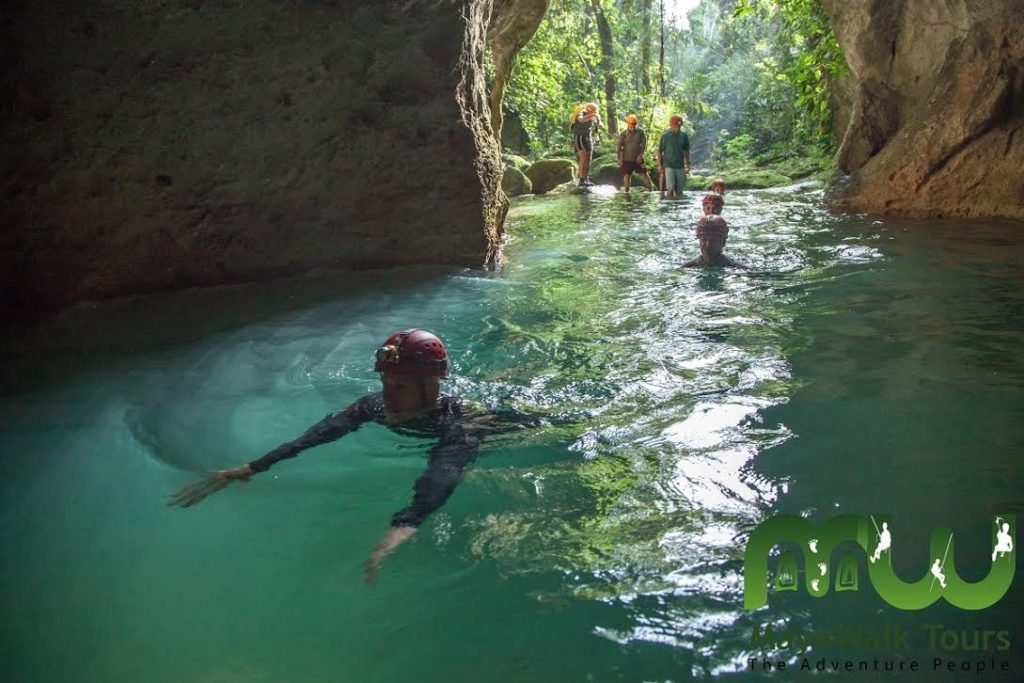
[
  {"xmin": 2, "ymin": 0, "xmax": 547, "ymax": 313},
  {"xmin": 823, "ymin": 0, "xmax": 1024, "ymax": 220}
]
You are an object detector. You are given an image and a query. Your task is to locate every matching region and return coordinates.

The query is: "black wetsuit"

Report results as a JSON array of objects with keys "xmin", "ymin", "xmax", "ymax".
[
  {"xmin": 248, "ymin": 394, "xmax": 540, "ymax": 528},
  {"xmin": 683, "ymin": 253, "xmax": 747, "ymax": 269}
]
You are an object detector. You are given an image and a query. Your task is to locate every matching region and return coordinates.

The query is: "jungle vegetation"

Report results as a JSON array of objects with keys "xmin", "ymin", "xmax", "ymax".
[{"xmin": 499, "ymin": 0, "xmax": 849, "ymax": 185}]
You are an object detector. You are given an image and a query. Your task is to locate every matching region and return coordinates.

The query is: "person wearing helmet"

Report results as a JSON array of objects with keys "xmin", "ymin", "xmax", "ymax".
[
  {"xmin": 571, "ymin": 102, "xmax": 601, "ymax": 186},
  {"xmin": 616, "ymin": 113, "xmax": 651, "ymax": 193},
  {"xmin": 710, "ymin": 177, "xmax": 726, "ymax": 195},
  {"xmin": 657, "ymin": 115, "xmax": 691, "ymax": 199},
  {"xmin": 168, "ymin": 329, "xmax": 550, "ymax": 584},
  {"xmin": 702, "ymin": 191, "xmax": 724, "ymax": 216},
  {"xmin": 684, "ymin": 215, "xmax": 746, "ymax": 269}
]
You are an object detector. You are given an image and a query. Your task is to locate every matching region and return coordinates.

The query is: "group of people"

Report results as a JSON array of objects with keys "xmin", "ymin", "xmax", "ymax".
[
  {"xmin": 573, "ymin": 105, "xmax": 692, "ymax": 197},
  {"xmin": 573, "ymin": 104, "xmax": 744, "ymax": 269},
  {"xmin": 573, "ymin": 106, "xmax": 685, "ymax": 197}
]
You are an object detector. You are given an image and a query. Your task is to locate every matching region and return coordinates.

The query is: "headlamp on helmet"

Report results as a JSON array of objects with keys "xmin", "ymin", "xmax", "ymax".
[{"xmin": 374, "ymin": 329, "xmax": 449, "ymax": 378}]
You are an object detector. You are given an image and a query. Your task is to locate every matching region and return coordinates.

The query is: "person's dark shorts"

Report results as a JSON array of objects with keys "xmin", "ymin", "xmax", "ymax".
[
  {"xmin": 620, "ymin": 160, "xmax": 646, "ymax": 175},
  {"xmin": 573, "ymin": 134, "xmax": 593, "ymax": 153}
]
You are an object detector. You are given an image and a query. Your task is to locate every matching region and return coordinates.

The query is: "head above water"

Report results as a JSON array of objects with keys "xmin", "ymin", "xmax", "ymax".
[
  {"xmin": 696, "ymin": 215, "xmax": 729, "ymax": 259},
  {"xmin": 702, "ymin": 192, "xmax": 724, "ymax": 215},
  {"xmin": 710, "ymin": 177, "xmax": 726, "ymax": 194},
  {"xmin": 375, "ymin": 329, "xmax": 448, "ymax": 413}
]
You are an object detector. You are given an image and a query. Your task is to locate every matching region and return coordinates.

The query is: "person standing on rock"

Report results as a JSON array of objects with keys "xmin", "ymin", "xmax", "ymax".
[
  {"xmin": 571, "ymin": 102, "xmax": 601, "ymax": 187},
  {"xmin": 657, "ymin": 115, "xmax": 691, "ymax": 199},
  {"xmin": 617, "ymin": 114, "xmax": 651, "ymax": 193}
]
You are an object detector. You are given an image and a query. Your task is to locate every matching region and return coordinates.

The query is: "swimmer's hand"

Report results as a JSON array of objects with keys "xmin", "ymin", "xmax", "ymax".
[
  {"xmin": 364, "ymin": 525, "xmax": 417, "ymax": 586},
  {"xmin": 167, "ymin": 465, "xmax": 253, "ymax": 507}
]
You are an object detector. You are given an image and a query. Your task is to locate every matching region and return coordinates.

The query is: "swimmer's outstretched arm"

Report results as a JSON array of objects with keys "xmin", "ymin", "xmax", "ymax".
[
  {"xmin": 364, "ymin": 423, "xmax": 481, "ymax": 584},
  {"xmin": 168, "ymin": 406, "xmax": 368, "ymax": 508}
]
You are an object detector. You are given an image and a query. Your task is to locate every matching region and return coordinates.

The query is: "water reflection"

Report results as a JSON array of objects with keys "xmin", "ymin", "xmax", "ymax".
[
  {"xmin": 2, "ymin": 186, "xmax": 1023, "ymax": 681},
  {"xmin": 477, "ymin": 188, "xmax": 1024, "ymax": 676}
]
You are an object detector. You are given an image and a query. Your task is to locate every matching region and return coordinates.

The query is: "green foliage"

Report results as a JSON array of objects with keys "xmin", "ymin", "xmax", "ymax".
[
  {"xmin": 503, "ymin": 0, "xmax": 604, "ymax": 153},
  {"xmin": 718, "ymin": 131, "xmax": 756, "ymax": 163},
  {"xmin": 504, "ymin": 0, "xmax": 848, "ymax": 169},
  {"xmin": 733, "ymin": 0, "xmax": 849, "ymax": 144},
  {"xmin": 505, "ymin": 0, "xmax": 697, "ymax": 155}
]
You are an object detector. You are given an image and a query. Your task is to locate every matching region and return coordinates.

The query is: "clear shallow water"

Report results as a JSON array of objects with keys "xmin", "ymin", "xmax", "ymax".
[{"xmin": 1, "ymin": 186, "xmax": 1023, "ymax": 682}]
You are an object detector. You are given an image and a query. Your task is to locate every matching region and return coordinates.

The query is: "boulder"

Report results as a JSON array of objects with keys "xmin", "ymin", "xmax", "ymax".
[
  {"xmin": 501, "ymin": 167, "xmax": 532, "ymax": 196},
  {"xmin": 525, "ymin": 158, "xmax": 575, "ymax": 195},
  {"xmin": 822, "ymin": 0, "xmax": 1024, "ymax": 220},
  {"xmin": 1, "ymin": 0, "xmax": 550, "ymax": 313}
]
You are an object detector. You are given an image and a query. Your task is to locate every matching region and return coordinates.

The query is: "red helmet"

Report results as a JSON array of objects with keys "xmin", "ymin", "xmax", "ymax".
[
  {"xmin": 702, "ymin": 192, "xmax": 724, "ymax": 213},
  {"xmin": 696, "ymin": 215, "xmax": 729, "ymax": 239},
  {"xmin": 374, "ymin": 329, "xmax": 449, "ymax": 378}
]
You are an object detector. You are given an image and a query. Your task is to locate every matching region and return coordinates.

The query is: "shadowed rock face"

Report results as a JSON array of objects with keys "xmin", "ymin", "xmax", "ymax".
[
  {"xmin": 823, "ymin": 0, "xmax": 1024, "ymax": 220},
  {"xmin": 488, "ymin": 0, "xmax": 547, "ymax": 142},
  {"xmin": 1, "ymin": 0, "xmax": 544, "ymax": 314}
]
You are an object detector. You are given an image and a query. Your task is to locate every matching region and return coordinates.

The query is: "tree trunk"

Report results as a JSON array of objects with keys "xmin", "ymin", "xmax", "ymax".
[
  {"xmin": 640, "ymin": 0, "xmax": 652, "ymax": 97},
  {"xmin": 588, "ymin": 0, "xmax": 617, "ymax": 135},
  {"xmin": 659, "ymin": 0, "xmax": 665, "ymax": 97}
]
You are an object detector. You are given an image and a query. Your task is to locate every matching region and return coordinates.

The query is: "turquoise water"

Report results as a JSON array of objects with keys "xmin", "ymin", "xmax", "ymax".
[{"xmin": 1, "ymin": 185, "xmax": 1022, "ymax": 682}]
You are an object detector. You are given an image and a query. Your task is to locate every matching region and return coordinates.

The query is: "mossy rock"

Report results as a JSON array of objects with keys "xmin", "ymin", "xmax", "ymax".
[
  {"xmin": 590, "ymin": 141, "xmax": 617, "ymax": 159},
  {"xmin": 525, "ymin": 158, "xmax": 576, "ymax": 195},
  {"xmin": 501, "ymin": 167, "xmax": 532, "ymax": 196},
  {"xmin": 501, "ymin": 152, "xmax": 532, "ymax": 173},
  {"xmin": 591, "ymin": 156, "xmax": 621, "ymax": 186},
  {"xmin": 687, "ymin": 173, "xmax": 709, "ymax": 191},
  {"xmin": 582, "ymin": 156, "xmax": 651, "ymax": 189},
  {"xmin": 724, "ymin": 169, "xmax": 793, "ymax": 189},
  {"xmin": 773, "ymin": 158, "xmax": 825, "ymax": 180},
  {"xmin": 547, "ymin": 180, "xmax": 584, "ymax": 195}
]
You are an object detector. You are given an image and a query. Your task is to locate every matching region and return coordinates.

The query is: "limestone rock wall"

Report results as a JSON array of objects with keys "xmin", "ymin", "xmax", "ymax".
[
  {"xmin": 823, "ymin": 0, "xmax": 1024, "ymax": 220},
  {"xmin": 487, "ymin": 0, "xmax": 547, "ymax": 142},
  {"xmin": 1, "ymin": 0, "xmax": 536, "ymax": 312}
]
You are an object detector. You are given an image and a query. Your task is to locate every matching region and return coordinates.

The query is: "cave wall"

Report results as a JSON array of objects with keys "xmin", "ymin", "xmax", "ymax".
[
  {"xmin": 1, "ymin": 0, "xmax": 534, "ymax": 313},
  {"xmin": 823, "ymin": 0, "xmax": 1024, "ymax": 220},
  {"xmin": 487, "ymin": 0, "xmax": 547, "ymax": 142}
]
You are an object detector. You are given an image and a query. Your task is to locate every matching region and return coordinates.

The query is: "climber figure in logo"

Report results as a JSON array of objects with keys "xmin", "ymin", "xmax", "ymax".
[
  {"xmin": 930, "ymin": 558, "xmax": 947, "ymax": 588},
  {"xmin": 992, "ymin": 518, "xmax": 1013, "ymax": 562},
  {"xmin": 869, "ymin": 520, "xmax": 891, "ymax": 564}
]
